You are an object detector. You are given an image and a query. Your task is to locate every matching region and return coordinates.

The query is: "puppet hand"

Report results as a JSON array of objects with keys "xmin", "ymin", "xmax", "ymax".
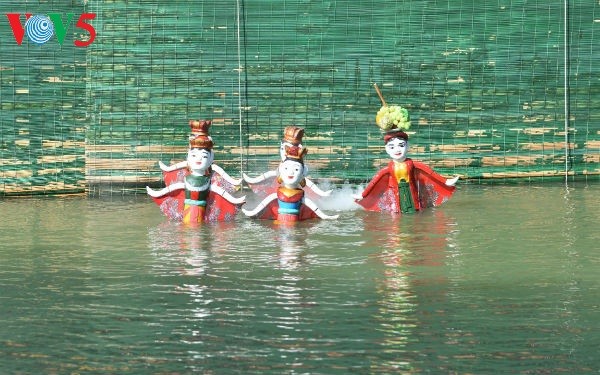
[{"xmin": 446, "ymin": 176, "xmax": 459, "ymax": 186}]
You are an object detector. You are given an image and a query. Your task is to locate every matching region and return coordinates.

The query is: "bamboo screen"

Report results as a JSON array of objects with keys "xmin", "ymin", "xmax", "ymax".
[
  {"xmin": 0, "ymin": 2, "xmax": 87, "ymax": 195},
  {"xmin": 1, "ymin": 0, "xmax": 598, "ymax": 196}
]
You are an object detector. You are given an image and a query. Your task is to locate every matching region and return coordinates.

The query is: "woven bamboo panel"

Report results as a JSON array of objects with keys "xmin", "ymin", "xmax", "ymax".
[
  {"xmin": 0, "ymin": 1, "xmax": 87, "ymax": 196},
  {"xmin": 1, "ymin": 0, "xmax": 599, "ymax": 196},
  {"xmin": 84, "ymin": 0, "xmax": 598, "ymax": 196}
]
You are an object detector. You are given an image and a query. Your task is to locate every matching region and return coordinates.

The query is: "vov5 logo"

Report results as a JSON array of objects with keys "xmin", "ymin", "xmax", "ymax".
[{"xmin": 6, "ymin": 13, "xmax": 96, "ymax": 47}]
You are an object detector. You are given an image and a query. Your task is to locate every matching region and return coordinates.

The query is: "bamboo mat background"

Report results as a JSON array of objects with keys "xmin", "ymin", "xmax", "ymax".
[{"xmin": 1, "ymin": 0, "xmax": 598, "ymax": 196}]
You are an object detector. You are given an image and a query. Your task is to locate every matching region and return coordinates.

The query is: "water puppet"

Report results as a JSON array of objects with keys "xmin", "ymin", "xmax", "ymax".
[
  {"xmin": 354, "ymin": 84, "xmax": 459, "ymax": 214},
  {"xmin": 146, "ymin": 120, "xmax": 245, "ymax": 224},
  {"xmin": 243, "ymin": 126, "xmax": 332, "ymax": 199},
  {"xmin": 242, "ymin": 144, "xmax": 338, "ymax": 223}
]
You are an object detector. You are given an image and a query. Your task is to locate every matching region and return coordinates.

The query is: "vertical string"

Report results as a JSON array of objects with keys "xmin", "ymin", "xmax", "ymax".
[
  {"xmin": 236, "ymin": 0, "xmax": 244, "ymax": 180},
  {"xmin": 563, "ymin": 0, "xmax": 570, "ymax": 184}
]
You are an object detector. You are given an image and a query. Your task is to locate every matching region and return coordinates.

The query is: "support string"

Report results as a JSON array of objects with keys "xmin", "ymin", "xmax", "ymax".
[
  {"xmin": 236, "ymin": 0, "xmax": 245, "ymax": 180},
  {"xmin": 563, "ymin": 0, "xmax": 571, "ymax": 184}
]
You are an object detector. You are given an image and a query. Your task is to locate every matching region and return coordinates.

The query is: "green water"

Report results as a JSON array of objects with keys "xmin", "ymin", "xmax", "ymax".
[{"xmin": 1, "ymin": 184, "xmax": 599, "ymax": 374}]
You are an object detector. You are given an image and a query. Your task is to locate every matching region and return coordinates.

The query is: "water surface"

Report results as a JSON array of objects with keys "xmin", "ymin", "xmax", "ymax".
[{"xmin": 1, "ymin": 183, "xmax": 598, "ymax": 374}]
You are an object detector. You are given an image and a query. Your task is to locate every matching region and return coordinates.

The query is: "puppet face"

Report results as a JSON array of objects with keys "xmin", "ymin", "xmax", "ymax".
[
  {"xmin": 187, "ymin": 148, "xmax": 214, "ymax": 173},
  {"xmin": 278, "ymin": 159, "xmax": 304, "ymax": 186},
  {"xmin": 385, "ymin": 137, "xmax": 409, "ymax": 162}
]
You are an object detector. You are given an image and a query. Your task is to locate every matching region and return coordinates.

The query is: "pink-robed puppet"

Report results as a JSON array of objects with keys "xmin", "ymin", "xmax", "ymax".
[
  {"xmin": 146, "ymin": 120, "xmax": 245, "ymax": 224},
  {"xmin": 243, "ymin": 126, "xmax": 332, "ymax": 200},
  {"xmin": 355, "ymin": 85, "xmax": 459, "ymax": 214},
  {"xmin": 242, "ymin": 144, "xmax": 338, "ymax": 224}
]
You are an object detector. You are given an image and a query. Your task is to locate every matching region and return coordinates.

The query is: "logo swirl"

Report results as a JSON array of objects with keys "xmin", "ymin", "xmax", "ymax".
[{"xmin": 25, "ymin": 15, "xmax": 54, "ymax": 45}]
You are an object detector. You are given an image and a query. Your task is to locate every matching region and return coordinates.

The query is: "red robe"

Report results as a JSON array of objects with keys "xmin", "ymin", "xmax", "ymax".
[
  {"xmin": 252, "ymin": 183, "xmax": 319, "ymax": 222},
  {"xmin": 149, "ymin": 167, "xmax": 241, "ymax": 223},
  {"xmin": 357, "ymin": 159, "xmax": 455, "ymax": 214}
]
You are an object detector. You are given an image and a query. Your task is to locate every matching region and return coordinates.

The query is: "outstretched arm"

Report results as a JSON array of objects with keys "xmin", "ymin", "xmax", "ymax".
[
  {"xmin": 243, "ymin": 170, "xmax": 277, "ymax": 184},
  {"xmin": 353, "ymin": 167, "xmax": 390, "ymax": 201},
  {"xmin": 211, "ymin": 164, "xmax": 242, "ymax": 186},
  {"xmin": 361, "ymin": 168, "xmax": 389, "ymax": 197},
  {"xmin": 146, "ymin": 182, "xmax": 185, "ymax": 197},
  {"xmin": 242, "ymin": 193, "xmax": 277, "ymax": 217},
  {"xmin": 413, "ymin": 161, "xmax": 458, "ymax": 187},
  {"xmin": 305, "ymin": 177, "xmax": 332, "ymax": 197},
  {"xmin": 158, "ymin": 160, "xmax": 187, "ymax": 172},
  {"xmin": 210, "ymin": 184, "xmax": 245, "ymax": 204},
  {"xmin": 304, "ymin": 198, "xmax": 339, "ymax": 220}
]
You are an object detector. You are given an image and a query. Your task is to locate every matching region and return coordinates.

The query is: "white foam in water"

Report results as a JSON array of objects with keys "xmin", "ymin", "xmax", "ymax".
[{"xmin": 312, "ymin": 181, "xmax": 364, "ymax": 212}]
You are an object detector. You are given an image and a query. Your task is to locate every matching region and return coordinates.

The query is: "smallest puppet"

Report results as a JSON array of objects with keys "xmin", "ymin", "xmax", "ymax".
[
  {"xmin": 242, "ymin": 144, "xmax": 338, "ymax": 223},
  {"xmin": 354, "ymin": 84, "xmax": 459, "ymax": 214},
  {"xmin": 243, "ymin": 126, "xmax": 332, "ymax": 199},
  {"xmin": 146, "ymin": 120, "xmax": 245, "ymax": 224}
]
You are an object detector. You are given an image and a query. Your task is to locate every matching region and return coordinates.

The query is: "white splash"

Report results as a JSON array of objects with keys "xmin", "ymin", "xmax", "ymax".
[{"xmin": 312, "ymin": 181, "xmax": 364, "ymax": 212}]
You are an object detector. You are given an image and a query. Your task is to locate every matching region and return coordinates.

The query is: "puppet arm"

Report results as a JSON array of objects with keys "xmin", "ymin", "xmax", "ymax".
[
  {"xmin": 158, "ymin": 160, "xmax": 188, "ymax": 172},
  {"xmin": 146, "ymin": 182, "xmax": 185, "ymax": 197},
  {"xmin": 210, "ymin": 184, "xmax": 245, "ymax": 205},
  {"xmin": 243, "ymin": 170, "xmax": 277, "ymax": 184},
  {"xmin": 354, "ymin": 167, "xmax": 389, "ymax": 200},
  {"xmin": 304, "ymin": 198, "xmax": 339, "ymax": 219},
  {"xmin": 445, "ymin": 176, "xmax": 459, "ymax": 186},
  {"xmin": 211, "ymin": 164, "xmax": 243, "ymax": 186},
  {"xmin": 305, "ymin": 177, "xmax": 332, "ymax": 197},
  {"xmin": 412, "ymin": 161, "xmax": 459, "ymax": 187},
  {"xmin": 242, "ymin": 193, "xmax": 277, "ymax": 217}
]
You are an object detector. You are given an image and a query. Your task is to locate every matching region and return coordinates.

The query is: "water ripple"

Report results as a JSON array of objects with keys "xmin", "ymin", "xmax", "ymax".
[{"xmin": 1, "ymin": 186, "xmax": 599, "ymax": 374}]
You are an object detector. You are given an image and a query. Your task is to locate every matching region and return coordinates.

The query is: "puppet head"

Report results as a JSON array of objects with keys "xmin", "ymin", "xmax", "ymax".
[{"xmin": 187, "ymin": 120, "xmax": 215, "ymax": 173}]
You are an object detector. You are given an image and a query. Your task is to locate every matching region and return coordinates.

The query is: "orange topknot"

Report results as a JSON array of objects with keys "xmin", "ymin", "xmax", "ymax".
[
  {"xmin": 189, "ymin": 120, "xmax": 211, "ymax": 136},
  {"xmin": 282, "ymin": 126, "xmax": 304, "ymax": 146}
]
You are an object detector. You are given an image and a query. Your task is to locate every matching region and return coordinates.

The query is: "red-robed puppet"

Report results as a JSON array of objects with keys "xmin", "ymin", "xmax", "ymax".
[
  {"xmin": 242, "ymin": 144, "xmax": 338, "ymax": 223},
  {"xmin": 242, "ymin": 126, "xmax": 332, "ymax": 200},
  {"xmin": 146, "ymin": 120, "xmax": 245, "ymax": 224},
  {"xmin": 354, "ymin": 85, "xmax": 459, "ymax": 214}
]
